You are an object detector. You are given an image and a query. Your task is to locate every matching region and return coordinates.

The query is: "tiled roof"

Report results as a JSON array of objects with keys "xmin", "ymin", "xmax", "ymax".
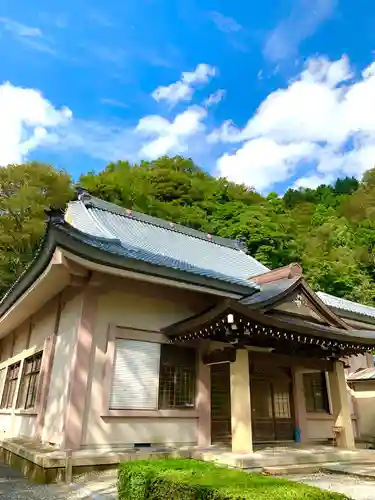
[
  {"xmin": 241, "ymin": 278, "xmax": 299, "ymax": 306},
  {"xmin": 64, "ymin": 194, "xmax": 269, "ymax": 291},
  {"xmin": 317, "ymin": 291, "xmax": 375, "ymax": 321},
  {"xmin": 347, "ymin": 366, "xmax": 375, "ymax": 382}
]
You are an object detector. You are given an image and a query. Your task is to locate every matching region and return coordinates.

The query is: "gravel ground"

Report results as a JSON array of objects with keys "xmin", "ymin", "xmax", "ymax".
[
  {"xmin": 72, "ymin": 469, "xmax": 117, "ymax": 499},
  {"xmin": 4, "ymin": 461, "xmax": 375, "ymax": 500},
  {"xmin": 0, "ymin": 463, "xmax": 117, "ymax": 499},
  {"xmin": 284, "ymin": 472, "xmax": 375, "ymax": 500}
]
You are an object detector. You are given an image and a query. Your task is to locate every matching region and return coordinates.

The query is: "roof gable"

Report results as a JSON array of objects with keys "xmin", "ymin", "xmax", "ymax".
[
  {"xmin": 273, "ymin": 290, "xmax": 332, "ymax": 325},
  {"xmin": 242, "ymin": 272, "xmax": 349, "ymax": 330}
]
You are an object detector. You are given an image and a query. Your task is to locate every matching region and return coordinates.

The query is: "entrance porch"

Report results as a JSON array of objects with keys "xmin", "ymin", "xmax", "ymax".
[
  {"xmin": 207, "ymin": 348, "xmax": 354, "ymax": 453},
  {"xmin": 211, "ymin": 354, "xmax": 296, "ymax": 447},
  {"xmin": 162, "ymin": 297, "xmax": 375, "ymax": 454}
]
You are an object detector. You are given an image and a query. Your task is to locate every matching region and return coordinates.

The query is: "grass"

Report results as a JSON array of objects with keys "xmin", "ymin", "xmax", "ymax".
[{"xmin": 118, "ymin": 458, "xmax": 349, "ymax": 499}]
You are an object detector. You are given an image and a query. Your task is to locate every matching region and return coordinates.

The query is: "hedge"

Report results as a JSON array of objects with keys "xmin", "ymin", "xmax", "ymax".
[{"xmin": 118, "ymin": 459, "xmax": 349, "ymax": 500}]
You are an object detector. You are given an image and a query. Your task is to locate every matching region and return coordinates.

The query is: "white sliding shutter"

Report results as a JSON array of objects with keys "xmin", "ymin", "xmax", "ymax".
[{"xmin": 109, "ymin": 339, "xmax": 160, "ymax": 410}]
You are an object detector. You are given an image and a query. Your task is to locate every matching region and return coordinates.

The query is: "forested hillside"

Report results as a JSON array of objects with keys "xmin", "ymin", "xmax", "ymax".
[{"xmin": 1, "ymin": 156, "xmax": 375, "ymax": 306}]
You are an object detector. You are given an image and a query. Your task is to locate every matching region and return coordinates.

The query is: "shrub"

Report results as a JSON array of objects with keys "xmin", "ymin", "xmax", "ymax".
[{"xmin": 118, "ymin": 459, "xmax": 349, "ymax": 500}]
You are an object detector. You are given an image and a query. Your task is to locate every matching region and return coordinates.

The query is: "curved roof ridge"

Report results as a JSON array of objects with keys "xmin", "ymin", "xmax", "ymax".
[{"xmin": 66, "ymin": 199, "xmax": 120, "ymax": 241}]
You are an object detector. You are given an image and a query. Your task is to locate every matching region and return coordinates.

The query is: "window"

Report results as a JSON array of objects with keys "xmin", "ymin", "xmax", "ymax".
[
  {"xmin": 17, "ymin": 352, "xmax": 43, "ymax": 410},
  {"xmin": 158, "ymin": 344, "xmax": 196, "ymax": 409},
  {"xmin": 0, "ymin": 362, "xmax": 21, "ymax": 409},
  {"xmin": 109, "ymin": 339, "xmax": 161, "ymax": 410},
  {"xmin": 108, "ymin": 339, "xmax": 197, "ymax": 411},
  {"xmin": 303, "ymin": 371, "xmax": 330, "ymax": 413}
]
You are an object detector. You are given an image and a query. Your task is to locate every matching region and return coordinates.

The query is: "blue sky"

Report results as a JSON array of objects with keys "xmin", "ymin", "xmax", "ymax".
[{"xmin": 1, "ymin": 0, "xmax": 375, "ymax": 193}]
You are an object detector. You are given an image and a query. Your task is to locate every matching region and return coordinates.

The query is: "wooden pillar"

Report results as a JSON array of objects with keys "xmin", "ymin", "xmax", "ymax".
[
  {"xmin": 230, "ymin": 350, "xmax": 253, "ymax": 454},
  {"xmin": 365, "ymin": 353, "xmax": 374, "ymax": 368},
  {"xmin": 328, "ymin": 361, "xmax": 355, "ymax": 449},
  {"xmin": 292, "ymin": 367, "xmax": 308, "ymax": 444},
  {"xmin": 197, "ymin": 342, "xmax": 211, "ymax": 447}
]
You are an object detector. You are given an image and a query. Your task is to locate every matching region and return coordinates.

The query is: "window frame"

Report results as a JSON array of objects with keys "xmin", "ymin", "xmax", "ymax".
[
  {"xmin": 16, "ymin": 351, "xmax": 43, "ymax": 411},
  {"xmin": 303, "ymin": 371, "xmax": 330, "ymax": 414},
  {"xmin": 158, "ymin": 343, "xmax": 197, "ymax": 410},
  {"xmin": 0, "ymin": 361, "xmax": 21, "ymax": 409},
  {"xmin": 101, "ymin": 326, "xmax": 199, "ymax": 418}
]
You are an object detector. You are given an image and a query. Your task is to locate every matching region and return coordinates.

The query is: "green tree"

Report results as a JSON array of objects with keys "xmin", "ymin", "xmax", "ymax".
[
  {"xmin": 2, "ymin": 155, "xmax": 375, "ymax": 309},
  {"xmin": 0, "ymin": 162, "xmax": 73, "ymax": 297}
]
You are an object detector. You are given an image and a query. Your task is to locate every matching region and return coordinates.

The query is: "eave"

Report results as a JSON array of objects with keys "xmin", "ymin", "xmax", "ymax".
[
  {"xmin": 0, "ymin": 220, "xmax": 259, "ymax": 336},
  {"xmin": 326, "ymin": 307, "xmax": 375, "ymax": 328},
  {"xmin": 162, "ymin": 299, "xmax": 375, "ymax": 358},
  {"xmin": 0, "ymin": 246, "xmax": 70, "ymax": 338},
  {"xmin": 53, "ymin": 223, "xmax": 258, "ymax": 297}
]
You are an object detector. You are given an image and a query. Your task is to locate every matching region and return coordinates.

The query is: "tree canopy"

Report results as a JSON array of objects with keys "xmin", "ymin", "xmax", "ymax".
[
  {"xmin": 1, "ymin": 156, "xmax": 375, "ymax": 307},
  {"xmin": 0, "ymin": 162, "xmax": 73, "ymax": 297}
]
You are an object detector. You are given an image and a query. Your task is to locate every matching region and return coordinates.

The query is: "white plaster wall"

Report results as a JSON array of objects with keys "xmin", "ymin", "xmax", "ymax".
[
  {"xmin": 12, "ymin": 323, "xmax": 29, "ymax": 357},
  {"xmin": 307, "ymin": 417, "xmax": 334, "ymax": 440},
  {"xmin": 29, "ymin": 308, "xmax": 56, "ymax": 350},
  {"xmin": 352, "ymin": 383, "xmax": 375, "ymax": 437},
  {"xmin": 42, "ymin": 294, "xmax": 82, "ymax": 445},
  {"xmin": 12, "ymin": 414, "xmax": 38, "ymax": 438},
  {"xmin": 0, "ymin": 414, "xmax": 12, "ymax": 438},
  {"xmin": 0, "ymin": 336, "xmax": 13, "ymax": 363},
  {"xmin": 83, "ymin": 280, "xmax": 212, "ymax": 448},
  {"xmin": 86, "ymin": 418, "xmax": 197, "ymax": 447},
  {"xmin": 306, "ymin": 416, "xmax": 358, "ymax": 440},
  {"xmin": 347, "ymin": 355, "xmax": 369, "ymax": 375}
]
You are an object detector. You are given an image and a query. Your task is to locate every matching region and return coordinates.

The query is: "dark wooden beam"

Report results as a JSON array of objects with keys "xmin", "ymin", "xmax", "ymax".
[
  {"xmin": 202, "ymin": 347, "xmax": 237, "ymax": 366},
  {"xmin": 249, "ymin": 351, "xmax": 333, "ymax": 371}
]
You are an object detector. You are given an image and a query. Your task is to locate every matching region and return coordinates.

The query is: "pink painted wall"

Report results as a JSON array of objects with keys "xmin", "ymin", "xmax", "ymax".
[{"xmin": 81, "ymin": 278, "xmax": 212, "ymax": 449}]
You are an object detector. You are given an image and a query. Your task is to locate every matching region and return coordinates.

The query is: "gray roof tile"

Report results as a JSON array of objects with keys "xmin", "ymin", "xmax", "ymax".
[
  {"xmin": 64, "ymin": 197, "xmax": 269, "ymax": 291},
  {"xmin": 241, "ymin": 278, "xmax": 298, "ymax": 305},
  {"xmin": 317, "ymin": 291, "xmax": 375, "ymax": 321},
  {"xmin": 348, "ymin": 366, "xmax": 375, "ymax": 381}
]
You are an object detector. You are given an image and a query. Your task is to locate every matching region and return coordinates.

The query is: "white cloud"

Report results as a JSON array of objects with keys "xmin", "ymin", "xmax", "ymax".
[
  {"xmin": 151, "ymin": 63, "xmax": 216, "ymax": 105},
  {"xmin": 136, "ymin": 106, "xmax": 207, "ymax": 158},
  {"xmin": 100, "ymin": 97, "xmax": 129, "ymax": 109},
  {"xmin": 209, "ymin": 12, "xmax": 243, "ymax": 33},
  {"xmin": 203, "ymin": 89, "xmax": 226, "ymax": 107},
  {"xmin": 0, "ymin": 17, "xmax": 42, "ymax": 38},
  {"xmin": 0, "ymin": 82, "xmax": 209, "ymax": 165},
  {"xmin": 294, "ymin": 174, "xmax": 333, "ymax": 189},
  {"xmin": 264, "ymin": 0, "xmax": 337, "ymax": 62},
  {"xmin": 0, "ymin": 82, "xmax": 71, "ymax": 166},
  {"xmin": 0, "ymin": 17, "xmax": 57, "ymax": 55},
  {"xmin": 8, "ymin": 53, "xmax": 375, "ymax": 195},
  {"xmin": 152, "ymin": 82, "xmax": 193, "ymax": 105},
  {"xmin": 212, "ymin": 55, "xmax": 375, "ymax": 191},
  {"xmin": 218, "ymin": 139, "xmax": 316, "ymax": 191}
]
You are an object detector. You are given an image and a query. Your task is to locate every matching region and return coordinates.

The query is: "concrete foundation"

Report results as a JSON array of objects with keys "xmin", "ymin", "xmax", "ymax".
[{"xmin": 4, "ymin": 438, "xmax": 375, "ymax": 484}]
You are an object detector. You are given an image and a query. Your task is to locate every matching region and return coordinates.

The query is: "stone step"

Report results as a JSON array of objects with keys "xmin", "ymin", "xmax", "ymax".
[
  {"xmin": 262, "ymin": 461, "xmax": 375, "ymax": 476},
  {"xmin": 262, "ymin": 463, "xmax": 323, "ymax": 475},
  {"xmin": 321, "ymin": 463, "xmax": 375, "ymax": 481},
  {"xmin": 192, "ymin": 449, "xmax": 375, "ymax": 470}
]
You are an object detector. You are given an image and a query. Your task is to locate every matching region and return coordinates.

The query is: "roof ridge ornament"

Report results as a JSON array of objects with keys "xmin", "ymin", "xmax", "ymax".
[
  {"xmin": 235, "ymin": 238, "xmax": 247, "ymax": 252},
  {"xmin": 45, "ymin": 208, "xmax": 64, "ymax": 225},
  {"xmin": 251, "ymin": 262, "xmax": 303, "ymax": 284},
  {"xmin": 75, "ymin": 186, "xmax": 91, "ymax": 202}
]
